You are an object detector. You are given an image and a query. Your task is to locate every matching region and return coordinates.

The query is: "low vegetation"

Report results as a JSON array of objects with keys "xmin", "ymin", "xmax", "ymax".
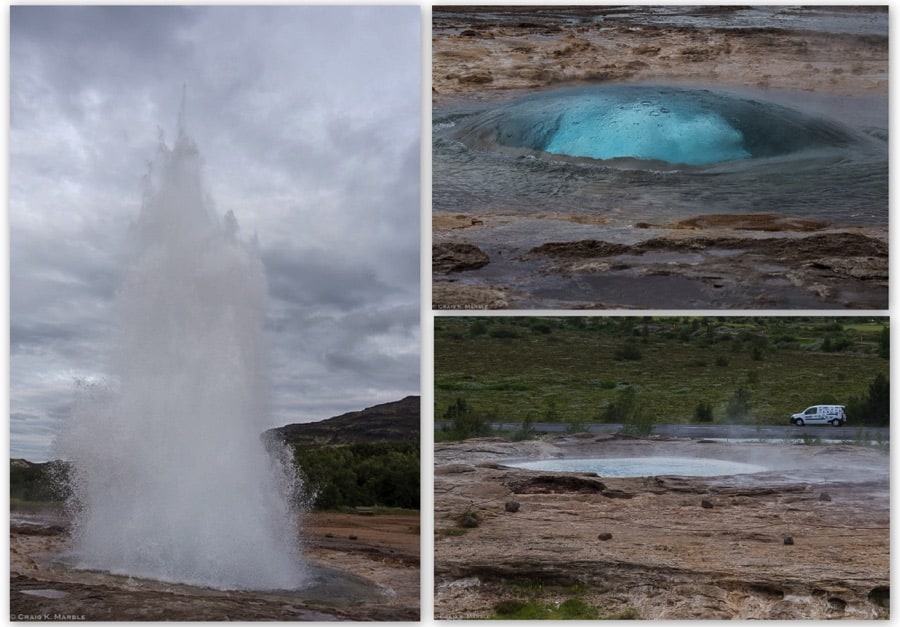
[
  {"xmin": 435, "ymin": 317, "xmax": 889, "ymax": 438},
  {"xmin": 9, "ymin": 460, "xmax": 70, "ymax": 503},
  {"xmin": 11, "ymin": 442, "xmax": 420, "ymax": 512},
  {"xmin": 292, "ymin": 441, "xmax": 419, "ymax": 510}
]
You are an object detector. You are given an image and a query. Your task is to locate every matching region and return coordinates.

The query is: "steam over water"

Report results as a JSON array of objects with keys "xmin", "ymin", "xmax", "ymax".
[
  {"xmin": 508, "ymin": 456, "xmax": 767, "ymax": 478},
  {"xmin": 57, "ymin": 106, "xmax": 307, "ymax": 590}
]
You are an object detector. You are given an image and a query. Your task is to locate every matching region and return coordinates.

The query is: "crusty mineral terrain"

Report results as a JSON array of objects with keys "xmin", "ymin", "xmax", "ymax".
[
  {"xmin": 432, "ymin": 6, "xmax": 887, "ymax": 107},
  {"xmin": 434, "ymin": 435, "xmax": 889, "ymax": 619},
  {"xmin": 10, "ymin": 510, "xmax": 420, "ymax": 621}
]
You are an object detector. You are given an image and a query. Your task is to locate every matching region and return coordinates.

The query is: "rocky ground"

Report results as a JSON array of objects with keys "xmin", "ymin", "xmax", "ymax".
[
  {"xmin": 431, "ymin": 6, "xmax": 889, "ymax": 310},
  {"xmin": 432, "ymin": 6, "xmax": 887, "ymax": 107},
  {"xmin": 434, "ymin": 222, "xmax": 887, "ymax": 309},
  {"xmin": 10, "ymin": 510, "xmax": 420, "ymax": 621},
  {"xmin": 434, "ymin": 435, "xmax": 889, "ymax": 620}
]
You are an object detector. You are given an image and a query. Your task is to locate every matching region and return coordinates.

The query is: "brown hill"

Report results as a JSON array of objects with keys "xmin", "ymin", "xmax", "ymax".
[{"xmin": 266, "ymin": 396, "xmax": 420, "ymax": 448}]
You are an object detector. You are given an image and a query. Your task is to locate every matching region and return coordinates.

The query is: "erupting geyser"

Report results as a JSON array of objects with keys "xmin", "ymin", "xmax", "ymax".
[
  {"xmin": 451, "ymin": 85, "xmax": 857, "ymax": 166},
  {"xmin": 56, "ymin": 98, "xmax": 307, "ymax": 590}
]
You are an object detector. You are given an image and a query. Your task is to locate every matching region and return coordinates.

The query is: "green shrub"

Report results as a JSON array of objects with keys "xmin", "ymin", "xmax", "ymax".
[
  {"xmin": 725, "ymin": 387, "xmax": 752, "ymax": 422},
  {"xmin": 603, "ymin": 387, "xmax": 654, "ymax": 436},
  {"xmin": 293, "ymin": 441, "xmax": 419, "ymax": 510},
  {"xmin": 846, "ymin": 373, "xmax": 889, "ymax": 426},
  {"xmin": 694, "ymin": 401, "xmax": 714, "ymax": 423},
  {"xmin": 613, "ymin": 341, "xmax": 642, "ymax": 361},
  {"xmin": 878, "ymin": 326, "xmax": 889, "ymax": 359},
  {"xmin": 441, "ymin": 397, "xmax": 494, "ymax": 440}
]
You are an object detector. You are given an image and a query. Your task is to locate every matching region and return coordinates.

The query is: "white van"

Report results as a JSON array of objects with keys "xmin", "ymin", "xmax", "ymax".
[{"xmin": 790, "ymin": 405, "xmax": 847, "ymax": 426}]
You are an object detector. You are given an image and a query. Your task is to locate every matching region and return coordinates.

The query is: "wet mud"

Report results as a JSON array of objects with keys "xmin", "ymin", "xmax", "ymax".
[{"xmin": 434, "ymin": 435, "xmax": 889, "ymax": 619}]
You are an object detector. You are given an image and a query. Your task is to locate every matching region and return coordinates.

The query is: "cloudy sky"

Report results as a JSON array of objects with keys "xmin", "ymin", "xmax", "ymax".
[{"xmin": 10, "ymin": 6, "xmax": 421, "ymax": 461}]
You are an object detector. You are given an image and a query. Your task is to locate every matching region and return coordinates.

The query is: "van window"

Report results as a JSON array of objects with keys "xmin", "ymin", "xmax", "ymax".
[{"xmin": 805, "ymin": 407, "xmax": 817, "ymax": 415}]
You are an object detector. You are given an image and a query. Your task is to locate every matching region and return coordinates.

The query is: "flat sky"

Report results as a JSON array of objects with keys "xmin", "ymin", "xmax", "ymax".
[{"xmin": 10, "ymin": 6, "xmax": 421, "ymax": 461}]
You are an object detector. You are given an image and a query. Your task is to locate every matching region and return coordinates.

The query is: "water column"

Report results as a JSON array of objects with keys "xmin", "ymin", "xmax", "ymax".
[{"xmin": 58, "ymin": 105, "xmax": 307, "ymax": 590}]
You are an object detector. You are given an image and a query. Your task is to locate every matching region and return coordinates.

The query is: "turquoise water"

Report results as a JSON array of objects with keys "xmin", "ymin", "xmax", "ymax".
[
  {"xmin": 433, "ymin": 85, "xmax": 887, "ymax": 229},
  {"xmin": 543, "ymin": 94, "xmax": 749, "ymax": 165}
]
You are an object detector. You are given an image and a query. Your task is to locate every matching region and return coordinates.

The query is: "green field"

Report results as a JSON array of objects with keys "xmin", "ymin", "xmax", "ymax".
[{"xmin": 434, "ymin": 317, "xmax": 889, "ymax": 431}]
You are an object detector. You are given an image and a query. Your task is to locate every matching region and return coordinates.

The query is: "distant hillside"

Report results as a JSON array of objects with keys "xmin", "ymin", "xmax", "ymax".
[
  {"xmin": 10, "ymin": 459, "xmax": 70, "ymax": 502},
  {"xmin": 267, "ymin": 396, "xmax": 420, "ymax": 448}
]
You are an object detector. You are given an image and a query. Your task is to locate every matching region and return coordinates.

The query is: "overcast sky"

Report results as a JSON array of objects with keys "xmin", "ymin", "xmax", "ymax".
[{"xmin": 10, "ymin": 6, "xmax": 421, "ymax": 461}]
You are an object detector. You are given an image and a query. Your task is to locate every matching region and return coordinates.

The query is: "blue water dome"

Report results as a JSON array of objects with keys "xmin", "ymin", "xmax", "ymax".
[
  {"xmin": 543, "ymin": 95, "xmax": 750, "ymax": 165},
  {"xmin": 450, "ymin": 85, "xmax": 857, "ymax": 168}
]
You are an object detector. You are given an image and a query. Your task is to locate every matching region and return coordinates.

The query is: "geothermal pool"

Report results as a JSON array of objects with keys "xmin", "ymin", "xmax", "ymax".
[
  {"xmin": 433, "ymin": 84, "xmax": 887, "ymax": 230},
  {"xmin": 448, "ymin": 85, "xmax": 858, "ymax": 166},
  {"xmin": 506, "ymin": 456, "xmax": 767, "ymax": 478}
]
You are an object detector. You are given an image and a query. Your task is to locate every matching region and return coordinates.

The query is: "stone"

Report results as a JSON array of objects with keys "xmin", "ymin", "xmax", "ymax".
[
  {"xmin": 505, "ymin": 501, "xmax": 520, "ymax": 513},
  {"xmin": 598, "ymin": 533, "xmax": 613, "ymax": 541},
  {"xmin": 701, "ymin": 499, "xmax": 714, "ymax": 509},
  {"xmin": 459, "ymin": 512, "xmax": 480, "ymax": 528}
]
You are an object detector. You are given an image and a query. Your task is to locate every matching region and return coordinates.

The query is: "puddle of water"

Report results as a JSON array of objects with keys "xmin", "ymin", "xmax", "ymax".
[
  {"xmin": 40, "ymin": 551, "xmax": 388, "ymax": 606},
  {"xmin": 507, "ymin": 456, "xmax": 767, "ymax": 477},
  {"xmin": 21, "ymin": 589, "xmax": 70, "ymax": 599}
]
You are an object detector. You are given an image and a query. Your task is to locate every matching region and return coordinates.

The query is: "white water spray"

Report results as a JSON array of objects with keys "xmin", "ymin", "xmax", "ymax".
[{"xmin": 57, "ymin": 96, "xmax": 307, "ymax": 590}]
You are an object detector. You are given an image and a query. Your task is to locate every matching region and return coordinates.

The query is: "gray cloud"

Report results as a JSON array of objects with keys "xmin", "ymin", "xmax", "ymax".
[{"xmin": 10, "ymin": 6, "xmax": 420, "ymax": 460}]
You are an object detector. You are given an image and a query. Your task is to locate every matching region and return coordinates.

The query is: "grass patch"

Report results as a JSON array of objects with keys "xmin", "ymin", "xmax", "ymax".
[
  {"xmin": 491, "ymin": 597, "xmax": 638, "ymax": 620},
  {"xmin": 435, "ymin": 317, "xmax": 889, "ymax": 431},
  {"xmin": 492, "ymin": 598, "xmax": 600, "ymax": 619}
]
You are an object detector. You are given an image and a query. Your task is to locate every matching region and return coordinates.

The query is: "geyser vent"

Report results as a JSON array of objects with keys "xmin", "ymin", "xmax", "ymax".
[{"xmin": 451, "ymin": 85, "xmax": 857, "ymax": 166}]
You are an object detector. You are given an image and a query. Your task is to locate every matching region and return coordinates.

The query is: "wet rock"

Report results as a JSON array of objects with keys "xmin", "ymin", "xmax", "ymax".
[
  {"xmin": 459, "ymin": 512, "xmax": 481, "ymax": 528},
  {"xmin": 509, "ymin": 474, "xmax": 606, "ymax": 494},
  {"xmin": 675, "ymin": 213, "xmax": 828, "ymax": 232},
  {"xmin": 598, "ymin": 532, "xmax": 613, "ymax": 541},
  {"xmin": 433, "ymin": 243, "xmax": 490, "ymax": 273},
  {"xmin": 436, "ymin": 463, "xmax": 477, "ymax": 475},
  {"xmin": 868, "ymin": 585, "xmax": 889, "ymax": 608},
  {"xmin": 601, "ymin": 489, "xmax": 635, "ymax": 499},
  {"xmin": 458, "ymin": 71, "xmax": 493, "ymax": 85},
  {"xmin": 504, "ymin": 501, "xmax": 520, "ymax": 513},
  {"xmin": 433, "ymin": 214, "xmax": 484, "ymax": 231}
]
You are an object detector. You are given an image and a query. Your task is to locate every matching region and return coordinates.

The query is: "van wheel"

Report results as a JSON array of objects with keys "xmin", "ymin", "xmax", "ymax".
[
  {"xmin": 795, "ymin": 419, "xmax": 805, "ymax": 426},
  {"xmin": 831, "ymin": 419, "xmax": 841, "ymax": 427}
]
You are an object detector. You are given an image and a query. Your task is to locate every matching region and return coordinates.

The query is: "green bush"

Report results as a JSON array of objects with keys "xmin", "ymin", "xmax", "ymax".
[
  {"xmin": 694, "ymin": 401, "xmax": 714, "ymax": 423},
  {"xmin": 725, "ymin": 387, "xmax": 752, "ymax": 422},
  {"xmin": 603, "ymin": 387, "xmax": 654, "ymax": 436},
  {"xmin": 293, "ymin": 441, "xmax": 419, "ymax": 510},
  {"xmin": 441, "ymin": 397, "xmax": 494, "ymax": 440},
  {"xmin": 846, "ymin": 373, "xmax": 889, "ymax": 426},
  {"xmin": 10, "ymin": 461, "xmax": 70, "ymax": 503},
  {"xmin": 613, "ymin": 341, "xmax": 642, "ymax": 361}
]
